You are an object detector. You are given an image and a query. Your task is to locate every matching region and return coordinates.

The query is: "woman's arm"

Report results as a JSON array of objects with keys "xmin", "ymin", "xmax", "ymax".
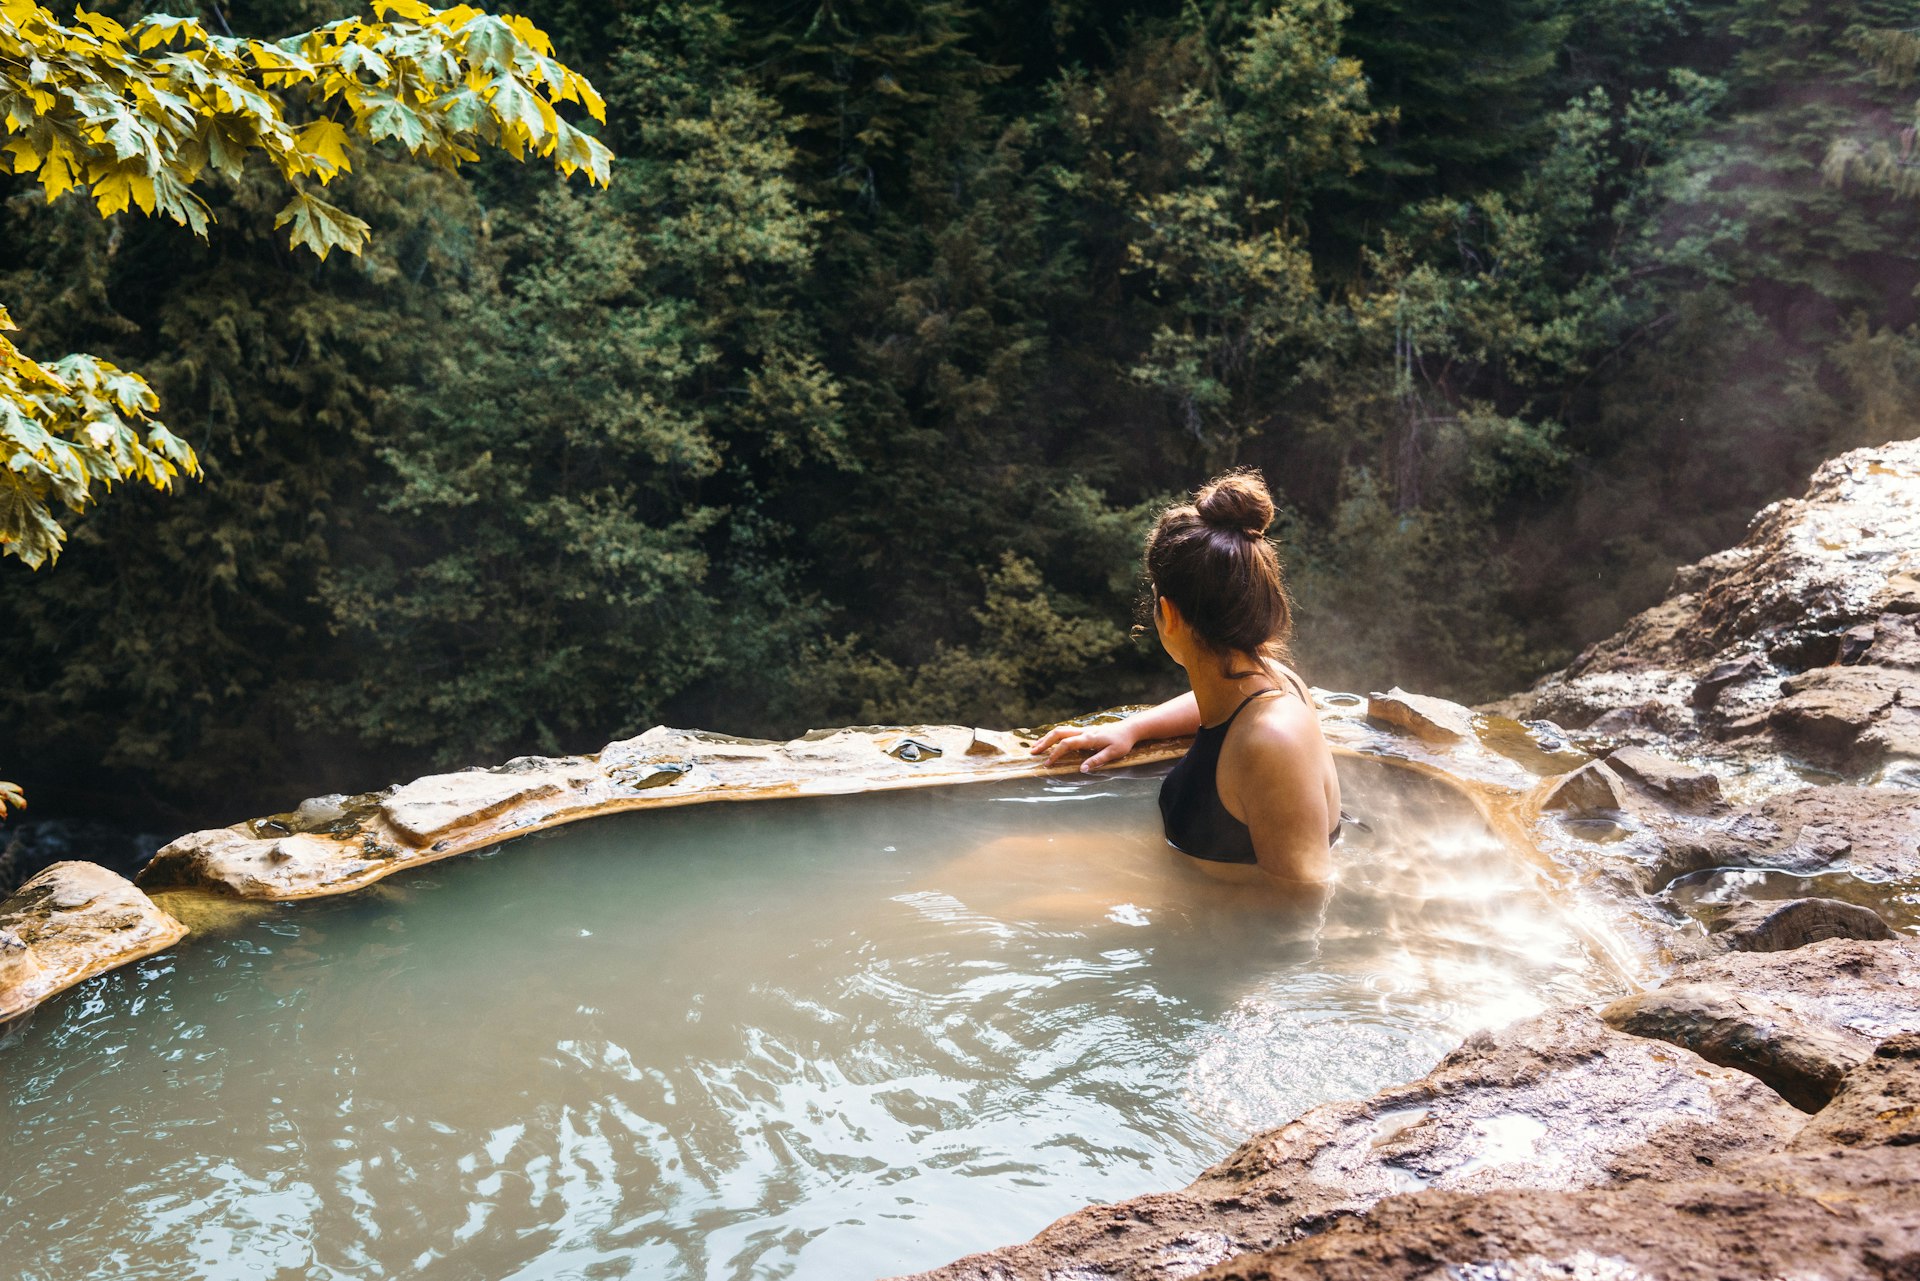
[{"xmin": 1029, "ymin": 692, "xmax": 1201, "ymax": 771}]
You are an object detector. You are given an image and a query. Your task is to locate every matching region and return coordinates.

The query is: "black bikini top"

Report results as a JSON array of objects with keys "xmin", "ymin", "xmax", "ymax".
[{"xmin": 1158, "ymin": 684, "xmax": 1338, "ymax": 865}]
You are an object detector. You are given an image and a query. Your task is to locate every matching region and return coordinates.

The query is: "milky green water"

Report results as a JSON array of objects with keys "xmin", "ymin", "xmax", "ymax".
[{"xmin": 0, "ymin": 761, "xmax": 1624, "ymax": 1280}]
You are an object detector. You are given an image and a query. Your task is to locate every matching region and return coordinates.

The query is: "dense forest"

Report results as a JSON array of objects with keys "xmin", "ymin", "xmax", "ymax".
[{"xmin": 5, "ymin": 0, "xmax": 1920, "ymax": 825}]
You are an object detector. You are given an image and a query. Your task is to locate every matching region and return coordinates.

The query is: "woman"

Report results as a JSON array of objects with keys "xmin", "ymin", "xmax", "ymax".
[{"xmin": 1030, "ymin": 469, "xmax": 1341, "ymax": 887}]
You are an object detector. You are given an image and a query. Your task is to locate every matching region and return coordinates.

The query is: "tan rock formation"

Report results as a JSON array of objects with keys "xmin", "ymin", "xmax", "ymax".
[
  {"xmin": 1365, "ymin": 688, "xmax": 1478, "ymax": 742},
  {"xmin": 0, "ymin": 862, "xmax": 186, "ymax": 1022}
]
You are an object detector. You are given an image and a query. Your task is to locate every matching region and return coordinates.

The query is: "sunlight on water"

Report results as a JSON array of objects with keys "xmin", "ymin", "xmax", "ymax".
[{"xmin": 0, "ymin": 760, "xmax": 1625, "ymax": 1280}]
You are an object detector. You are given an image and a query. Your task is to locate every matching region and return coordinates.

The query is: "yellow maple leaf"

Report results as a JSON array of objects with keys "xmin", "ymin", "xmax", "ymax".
[
  {"xmin": 91, "ymin": 166, "xmax": 155, "ymax": 216},
  {"xmin": 72, "ymin": 6, "xmax": 126, "ymax": 42},
  {"xmin": 295, "ymin": 118, "xmax": 354, "ymax": 180},
  {"xmin": 372, "ymin": 0, "xmax": 432, "ymax": 20}
]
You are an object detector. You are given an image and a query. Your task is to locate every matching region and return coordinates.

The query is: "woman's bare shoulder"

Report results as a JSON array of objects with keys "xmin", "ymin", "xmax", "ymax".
[{"xmin": 1239, "ymin": 688, "xmax": 1325, "ymax": 755}]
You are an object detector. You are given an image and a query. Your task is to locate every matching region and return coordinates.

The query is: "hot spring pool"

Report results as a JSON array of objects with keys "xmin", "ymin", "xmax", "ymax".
[{"xmin": 1, "ymin": 760, "xmax": 1626, "ymax": 1279}]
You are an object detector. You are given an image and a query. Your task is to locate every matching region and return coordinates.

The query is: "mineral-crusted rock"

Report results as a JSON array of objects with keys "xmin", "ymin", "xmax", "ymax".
[
  {"xmin": 1602, "ymin": 937, "xmax": 1920, "ymax": 1111},
  {"xmin": 135, "ymin": 697, "xmax": 1562, "ymax": 908},
  {"xmin": 1507, "ymin": 440, "xmax": 1920, "ymax": 774},
  {"xmin": 0, "ymin": 862, "xmax": 187, "ymax": 1021},
  {"xmin": 134, "ymin": 722, "xmax": 1208, "ymax": 903},
  {"xmin": 1365, "ymin": 689, "xmax": 1476, "ymax": 743},
  {"xmin": 379, "ymin": 770, "xmax": 569, "ymax": 844},
  {"xmin": 1184, "ymin": 1145, "xmax": 1920, "ymax": 1281},
  {"xmin": 1706, "ymin": 897, "xmax": 1896, "ymax": 953},
  {"xmin": 137, "ymin": 827, "xmax": 397, "ymax": 900},
  {"xmin": 896, "ymin": 1008, "xmax": 1798, "ymax": 1281},
  {"xmin": 1603, "ymin": 745, "xmax": 1723, "ymax": 810}
]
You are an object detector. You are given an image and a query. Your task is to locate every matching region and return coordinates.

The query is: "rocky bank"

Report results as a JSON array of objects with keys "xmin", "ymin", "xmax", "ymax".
[
  {"xmin": 1, "ymin": 439, "xmax": 1916, "ymax": 1277},
  {"xmin": 899, "ymin": 438, "xmax": 1920, "ymax": 1280}
]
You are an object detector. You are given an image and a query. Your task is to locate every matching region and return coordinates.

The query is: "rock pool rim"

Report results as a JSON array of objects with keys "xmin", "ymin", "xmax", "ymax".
[{"xmin": 1, "ymin": 689, "xmax": 1634, "ymax": 1024}]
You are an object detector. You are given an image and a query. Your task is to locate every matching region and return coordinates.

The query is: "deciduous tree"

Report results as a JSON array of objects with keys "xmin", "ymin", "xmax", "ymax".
[{"xmin": 0, "ymin": 0, "xmax": 609, "ymax": 567}]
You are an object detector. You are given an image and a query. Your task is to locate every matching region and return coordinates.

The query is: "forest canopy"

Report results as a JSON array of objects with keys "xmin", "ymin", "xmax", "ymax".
[{"xmin": 4, "ymin": 0, "xmax": 1920, "ymax": 823}]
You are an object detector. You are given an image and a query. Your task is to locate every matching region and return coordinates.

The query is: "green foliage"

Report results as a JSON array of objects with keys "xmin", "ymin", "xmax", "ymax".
[
  {"xmin": 312, "ymin": 6, "xmax": 839, "ymax": 758},
  {"xmin": 1122, "ymin": 1, "xmax": 1376, "ymax": 455},
  {"xmin": 9, "ymin": 0, "xmax": 1920, "ymax": 818},
  {"xmin": 0, "ymin": 0, "xmax": 608, "ymax": 565},
  {"xmin": 1826, "ymin": 24, "xmax": 1920, "ymax": 194},
  {"xmin": 0, "ymin": 306, "xmax": 198, "ymax": 566},
  {"xmin": 793, "ymin": 553, "xmax": 1127, "ymax": 729}
]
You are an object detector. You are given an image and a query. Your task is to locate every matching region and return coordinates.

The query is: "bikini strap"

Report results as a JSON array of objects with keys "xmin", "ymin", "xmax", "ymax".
[{"xmin": 1215, "ymin": 685, "xmax": 1287, "ymax": 729}]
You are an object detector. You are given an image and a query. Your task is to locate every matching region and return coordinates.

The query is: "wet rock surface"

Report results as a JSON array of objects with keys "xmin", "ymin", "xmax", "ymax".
[
  {"xmin": 0, "ymin": 862, "xmax": 186, "ymax": 1022},
  {"xmin": 902, "ymin": 1009, "xmax": 1798, "ymax": 1281},
  {"xmin": 1192, "ymin": 1029, "xmax": 1920, "ymax": 1281},
  {"xmin": 1790, "ymin": 1031, "xmax": 1920, "ymax": 1152},
  {"xmin": 1186, "ymin": 1145, "xmax": 1920, "ymax": 1281},
  {"xmin": 1503, "ymin": 439, "xmax": 1920, "ymax": 779},
  {"xmin": 1705, "ymin": 896, "xmax": 1896, "ymax": 953},
  {"xmin": 1601, "ymin": 937, "xmax": 1920, "ymax": 1111}
]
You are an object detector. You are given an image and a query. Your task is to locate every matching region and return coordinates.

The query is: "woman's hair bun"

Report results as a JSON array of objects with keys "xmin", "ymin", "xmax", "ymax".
[{"xmin": 1194, "ymin": 469, "xmax": 1274, "ymax": 537}]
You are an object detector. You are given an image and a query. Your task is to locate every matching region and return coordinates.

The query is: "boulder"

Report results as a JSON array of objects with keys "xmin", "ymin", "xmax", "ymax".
[
  {"xmin": 379, "ymin": 769, "xmax": 568, "ymax": 844},
  {"xmin": 137, "ymin": 827, "xmax": 394, "ymax": 901},
  {"xmin": 896, "ymin": 1009, "xmax": 1798, "ymax": 1281},
  {"xmin": 0, "ymin": 862, "xmax": 187, "ymax": 1022},
  {"xmin": 1602, "ymin": 937, "xmax": 1920, "ymax": 1111},
  {"xmin": 1510, "ymin": 440, "xmax": 1920, "ymax": 773},
  {"xmin": 1366, "ymin": 689, "xmax": 1477, "ymax": 743}
]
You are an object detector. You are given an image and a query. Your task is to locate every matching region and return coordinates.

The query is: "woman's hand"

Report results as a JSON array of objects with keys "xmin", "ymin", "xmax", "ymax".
[{"xmin": 1028, "ymin": 719, "xmax": 1140, "ymax": 771}]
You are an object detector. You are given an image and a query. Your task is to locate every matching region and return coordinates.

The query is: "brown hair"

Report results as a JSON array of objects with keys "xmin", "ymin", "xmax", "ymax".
[{"xmin": 1141, "ymin": 468, "xmax": 1295, "ymax": 678}]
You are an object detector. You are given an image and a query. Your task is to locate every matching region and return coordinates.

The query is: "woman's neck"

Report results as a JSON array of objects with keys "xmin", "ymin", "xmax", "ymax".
[{"xmin": 1186, "ymin": 651, "xmax": 1278, "ymax": 727}]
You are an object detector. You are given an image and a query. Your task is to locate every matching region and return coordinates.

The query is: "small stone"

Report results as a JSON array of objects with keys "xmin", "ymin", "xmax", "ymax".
[
  {"xmin": 1541, "ymin": 761, "xmax": 1627, "ymax": 817},
  {"xmin": 1367, "ymin": 689, "xmax": 1477, "ymax": 743}
]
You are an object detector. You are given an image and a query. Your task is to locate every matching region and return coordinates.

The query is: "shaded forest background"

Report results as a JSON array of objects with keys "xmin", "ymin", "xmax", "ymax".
[{"xmin": 5, "ymin": 0, "xmax": 1920, "ymax": 827}]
